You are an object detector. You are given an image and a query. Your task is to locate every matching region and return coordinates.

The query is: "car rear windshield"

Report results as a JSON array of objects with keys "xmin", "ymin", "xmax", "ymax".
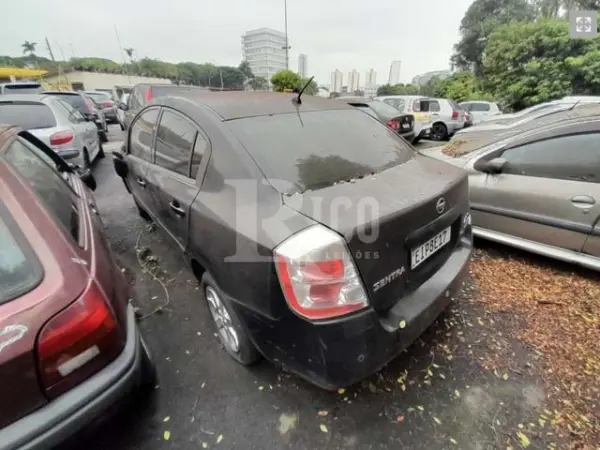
[
  {"xmin": 0, "ymin": 205, "xmax": 42, "ymax": 304},
  {"xmin": 2, "ymin": 83, "xmax": 43, "ymax": 94},
  {"xmin": 368, "ymin": 101, "xmax": 403, "ymax": 117},
  {"xmin": 228, "ymin": 109, "xmax": 414, "ymax": 194},
  {"xmin": 46, "ymin": 94, "xmax": 87, "ymax": 113},
  {"xmin": 0, "ymin": 102, "xmax": 57, "ymax": 129}
]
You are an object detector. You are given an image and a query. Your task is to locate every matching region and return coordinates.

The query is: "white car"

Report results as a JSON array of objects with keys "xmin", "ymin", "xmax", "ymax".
[
  {"xmin": 0, "ymin": 94, "xmax": 102, "ymax": 169},
  {"xmin": 373, "ymin": 95, "xmax": 433, "ymax": 143},
  {"xmin": 459, "ymin": 101, "xmax": 502, "ymax": 125},
  {"xmin": 117, "ymin": 93, "xmax": 130, "ymax": 130}
]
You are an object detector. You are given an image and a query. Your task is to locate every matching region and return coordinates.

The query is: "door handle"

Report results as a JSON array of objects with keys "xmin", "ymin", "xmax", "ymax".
[
  {"xmin": 571, "ymin": 195, "xmax": 596, "ymax": 208},
  {"xmin": 136, "ymin": 178, "xmax": 146, "ymax": 187},
  {"xmin": 169, "ymin": 201, "xmax": 185, "ymax": 216}
]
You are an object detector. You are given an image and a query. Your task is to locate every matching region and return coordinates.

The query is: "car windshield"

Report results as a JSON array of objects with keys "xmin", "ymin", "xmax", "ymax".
[
  {"xmin": 0, "ymin": 206, "xmax": 41, "ymax": 303},
  {"xmin": 0, "ymin": 102, "xmax": 57, "ymax": 129},
  {"xmin": 228, "ymin": 109, "xmax": 414, "ymax": 194}
]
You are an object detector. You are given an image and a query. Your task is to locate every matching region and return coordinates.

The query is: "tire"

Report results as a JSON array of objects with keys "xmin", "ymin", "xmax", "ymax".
[
  {"xmin": 431, "ymin": 122, "xmax": 448, "ymax": 141},
  {"xmin": 97, "ymin": 140, "xmax": 105, "ymax": 159},
  {"xmin": 412, "ymin": 136, "xmax": 421, "ymax": 145},
  {"xmin": 200, "ymin": 272, "xmax": 259, "ymax": 366},
  {"xmin": 99, "ymin": 131, "xmax": 108, "ymax": 143},
  {"xmin": 139, "ymin": 332, "xmax": 158, "ymax": 391}
]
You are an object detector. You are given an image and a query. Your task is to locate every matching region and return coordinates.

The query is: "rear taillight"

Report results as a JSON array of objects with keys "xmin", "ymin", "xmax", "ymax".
[
  {"xmin": 50, "ymin": 131, "xmax": 74, "ymax": 146},
  {"xmin": 145, "ymin": 88, "xmax": 153, "ymax": 102},
  {"xmin": 465, "ymin": 113, "xmax": 471, "ymax": 121},
  {"xmin": 387, "ymin": 120, "xmax": 400, "ymax": 130},
  {"xmin": 103, "ymin": 101, "xmax": 113, "ymax": 108},
  {"xmin": 274, "ymin": 225, "xmax": 369, "ymax": 320},
  {"xmin": 37, "ymin": 281, "xmax": 122, "ymax": 396},
  {"xmin": 451, "ymin": 111, "xmax": 459, "ymax": 119}
]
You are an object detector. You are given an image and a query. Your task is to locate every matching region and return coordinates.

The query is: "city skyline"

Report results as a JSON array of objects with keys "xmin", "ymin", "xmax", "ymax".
[
  {"xmin": 388, "ymin": 60, "xmax": 401, "ymax": 85},
  {"xmin": 347, "ymin": 69, "xmax": 360, "ymax": 93},
  {"xmin": 298, "ymin": 53, "xmax": 308, "ymax": 78},
  {"xmin": 330, "ymin": 69, "xmax": 343, "ymax": 93}
]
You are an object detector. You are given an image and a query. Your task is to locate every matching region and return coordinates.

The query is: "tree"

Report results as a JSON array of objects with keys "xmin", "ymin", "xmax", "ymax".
[
  {"xmin": 433, "ymin": 72, "xmax": 494, "ymax": 103},
  {"xmin": 451, "ymin": 0, "xmax": 537, "ymax": 75},
  {"xmin": 238, "ymin": 61, "xmax": 253, "ymax": 80},
  {"xmin": 250, "ymin": 76, "xmax": 268, "ymax": 91},
  {"xmin": 481, "ymin": 17, "xmax": 599, "ymax": 110},
  {"xmin": 420, "ymin": 76, "xmax": 442, "ymax": 97},
  {"xmin": 21, "ymin": 41, "xmax": 37, "ymax": 57},
  {"xmin": 376, "ymin": 83, "xmax": 420, "ymax": 96},
  {"xmin": 271, "ymin": 70, "xmax": 317, "ymax": 94}
]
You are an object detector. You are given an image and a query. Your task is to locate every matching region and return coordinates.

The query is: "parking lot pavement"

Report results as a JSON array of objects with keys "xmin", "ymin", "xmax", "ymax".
[{"xmin": 80, "ymin": 126, "xmax": 553, "ymax": 450}]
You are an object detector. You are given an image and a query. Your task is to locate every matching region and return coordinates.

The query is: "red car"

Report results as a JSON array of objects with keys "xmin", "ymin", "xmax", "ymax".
[{"xmin": 0, "ymin": 125, "xmax": 156, "ymax": 449}]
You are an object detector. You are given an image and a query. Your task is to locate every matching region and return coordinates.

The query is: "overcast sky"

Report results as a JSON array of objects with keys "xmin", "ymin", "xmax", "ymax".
[{"xmin": 1, "ymin": 0, "xmax": 473, "ymax": 85}]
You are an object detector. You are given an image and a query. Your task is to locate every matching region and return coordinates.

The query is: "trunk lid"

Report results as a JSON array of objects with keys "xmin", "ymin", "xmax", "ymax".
[
  {"xmin": 0, "ymin": 168, "xmax": 90, "ymax": 428},
  {"xmin": 283, "ymin": 154, "xmax": 469, "ymax": 312}
]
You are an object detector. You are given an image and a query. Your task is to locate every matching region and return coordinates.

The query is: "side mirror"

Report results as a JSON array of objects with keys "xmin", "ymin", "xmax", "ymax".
[
  {"xmin": 118, "ymin": 102, "xmax": 129, "ymax": 111},
  {"xmin": 475, "ymin": 157, "xmax": 507, "ymax": 174},
  {"xmin": 79, "ymin": 168, "xmax": 97, "ymax": 191}
]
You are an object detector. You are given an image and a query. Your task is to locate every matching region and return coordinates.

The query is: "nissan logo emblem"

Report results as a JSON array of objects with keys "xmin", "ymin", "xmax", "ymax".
[{"xmin": 436, "ymin": 198, "xmax": 446, "ymax": 214}]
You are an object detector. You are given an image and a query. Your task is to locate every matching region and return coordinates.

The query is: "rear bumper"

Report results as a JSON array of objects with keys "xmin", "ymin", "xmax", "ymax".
[
  {"xmin": 0, "ymin": 304, "xmax": 144, "ymax": 450},
  {"xmin": 103, "ymin": 110, "xmax": 118, "ymax": 121},
  {"xmin": 400, "ymin": 130, "xmax": 415, "ymax": 142},
  {"xmin": 238, "ymin": 234, "xmax": 472, "ymax": 389}
]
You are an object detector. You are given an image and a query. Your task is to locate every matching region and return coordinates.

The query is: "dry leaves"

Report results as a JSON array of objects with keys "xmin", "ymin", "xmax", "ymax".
[
  {"xmin": 471, "ymin": 250, "xmax": 600, "ymax": 448},
  {"xmin": 441, "ymin": 139, "xmax": 468, "ymax": 157}
]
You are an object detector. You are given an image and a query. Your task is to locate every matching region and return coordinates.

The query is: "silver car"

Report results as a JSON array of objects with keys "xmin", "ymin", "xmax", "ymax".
[
  {"xmin": 429, "ymin": 98, "xmax": 466, "ymax": 141},
  {"xmin": 0, "ymin": 94, "xmax": 103, "ymax": 168},
  {"xmin": 459, "ymin": 101, "xmax": 502, "ymax": 125},
  {"xmin": 422, "ymin": 115, "xmax": 600, "ymax": 271}
]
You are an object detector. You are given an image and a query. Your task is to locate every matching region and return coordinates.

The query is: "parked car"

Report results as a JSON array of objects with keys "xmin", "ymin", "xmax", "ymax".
[
  {"xmin": 0, "ymin": 81, "xmax": 43, "ymax": 95},
  {"xmin": 112, "ymin": 92, "xmax": 473, "ymax": 389},
  {"xmin": 459, "ymin": 101, "xmax": 502, "ymax": 125},
  {"xmin": 373, "ymin": 95, "xmax": 432, "ymax": 143},
  {"xmin": 117, "ymin": 93, "xmax": 130, "ymax": 131},
  {"xmin": 0, "ymin": 124, "xmax": 156, "ymax": 449},
  {"xmin": 422, "ymin": 115, "xmax": 600, "ymax": 271},
  {"xmin": 464, "ymin": 112, "xmax": 473, "ymax": 128},
  {"xmin": 118, "ymin": 84, "xmax": 211, "ymax": 130},
  {"xmin": 43, "ymin": 91, "xmax": 109, "ymax": 144},
  {"xmin": 84, "ymin": 91, "xmax": 118, "ymax": 124},
  {"xmin": 337, "ymin": 97, "xmax": 415, "ymax": 142},
  {"xmin": 0, "ymin": 94, "xmax": 103, "ymax": 169},
  {"xmin": 428, "ymin": 98, "xmax": 466, "ymax": 141}
]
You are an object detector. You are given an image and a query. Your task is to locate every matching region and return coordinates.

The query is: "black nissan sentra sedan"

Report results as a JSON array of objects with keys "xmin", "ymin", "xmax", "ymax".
[{"xmin": 112, "ymin": 91, "xmax": 473, "ymax": 389}]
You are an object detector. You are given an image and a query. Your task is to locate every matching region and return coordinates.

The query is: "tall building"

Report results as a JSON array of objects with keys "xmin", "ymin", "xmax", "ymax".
[
  {"xmin": 365, "ymin": 69, "xmax": 377, "ymax": 97},
  {"xmin": 388, "ymin": 60, "xmax": 401, "ymax": 85},
  {"xmin": 411, "ymin": 70, "xmax": 452, "ymax": 86},
  {"xmin": 347, "ymin": 69, "xmax": 360, "ymax": 93},
  {"xmin": 330, "ymin": 70, "xmax": 343, "ymax": 93},
  {"xmin": 241, "ymin": 28, "xmax": 287, "ymax": 89},
  {"xmin": 298, "ymin": 54, "xmax": 308, "ymax": 78}
]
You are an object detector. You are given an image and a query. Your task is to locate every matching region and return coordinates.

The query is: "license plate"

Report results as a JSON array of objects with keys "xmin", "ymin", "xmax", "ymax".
[
  {"xmin": 411, "ymin": 227, "xmax": 451, "ymax": 269},
  {"xmin": 401, "ymin": 123, "xmax": 410, "ymax": 129}
]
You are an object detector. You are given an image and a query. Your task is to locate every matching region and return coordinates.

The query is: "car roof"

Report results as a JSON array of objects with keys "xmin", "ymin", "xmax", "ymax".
[
  {"xmin": 43, "ymin": 90, "xmax": 84, "ymax": 96},
  {"xmin": 336, "ymin": 97, "xmax": 373, "ymax": 104},
  {"xmin": 151, "ymin": 91, "xmax": 353, "ymax": 120}
]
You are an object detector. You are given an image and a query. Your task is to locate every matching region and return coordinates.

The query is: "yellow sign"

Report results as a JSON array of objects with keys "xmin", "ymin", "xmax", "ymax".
[{"xmin": 0, "ymin": 67, "xmax": 48, "ymax": 79}]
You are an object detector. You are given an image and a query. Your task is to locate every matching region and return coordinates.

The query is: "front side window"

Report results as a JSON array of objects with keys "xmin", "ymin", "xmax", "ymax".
[
  {"xmin": 500, "ymin": 132, "xmax": 600, "ymax": 182},
  {"xmin": 154, "ymin": 110, "xmax": 197, "ymax": 177},
  {"xmin": 4, "ymin": 139, "xmax": 80, "ymax": 241},
  {"xmin": 129, "ymin": 108, "xmax": 159, "ymax": 162}
]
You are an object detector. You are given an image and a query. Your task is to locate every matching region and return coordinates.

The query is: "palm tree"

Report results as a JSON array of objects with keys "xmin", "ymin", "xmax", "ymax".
[{"xmin": 21, "ymin": 41, "xmax": 37, "ymax": 57}]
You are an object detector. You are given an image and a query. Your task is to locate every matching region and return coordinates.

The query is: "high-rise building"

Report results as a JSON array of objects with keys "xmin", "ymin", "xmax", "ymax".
[
  {"xmin": 241, "ymin": 28, "xmax": 287, "ymax": 90},
  {"xmin": 298, "ymin": 54, "xmax": 308, "ymax": 78},
  {"xmin": 388, "ymin": 60, "xmax": 401, "ymax": 85},
  {"xmin": 347, "ymin": 70, "xmax": 360, "ymax": 93},
  {"xmin": 330, "ymin": 70, "xmax": 343, "ymax": 93},
  {"xmin": 365, "ymin": 69, "xmax": 377, "ymax": 97}
]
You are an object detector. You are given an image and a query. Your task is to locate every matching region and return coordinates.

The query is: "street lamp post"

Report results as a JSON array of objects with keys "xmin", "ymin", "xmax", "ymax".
[{"xmin": 283, "ymin": 0, "xmax": 290, "ymax": 70}]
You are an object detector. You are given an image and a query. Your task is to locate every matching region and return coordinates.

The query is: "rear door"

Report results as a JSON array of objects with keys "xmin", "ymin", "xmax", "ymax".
[
  {"xmin": 145, "ymin": 108, "xmax": 203, "ymax": 250},
  {"xmin": 126, "ymin": 107, "xmax": 160, "ymax": 214},
  {"xmin": 470, "ymin": 102, "xmax": 491, "ymax": 124},
  {"xmin": 470, "ymin": 129, "xmax": 600, "ymax": 253}
]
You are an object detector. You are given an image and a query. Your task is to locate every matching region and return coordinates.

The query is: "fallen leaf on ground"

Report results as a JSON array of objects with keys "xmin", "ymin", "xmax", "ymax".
[
  {"xmin": 318, "ymin": 410, "xmax": 328, "ymax": 417},
  {"xmin": 399, "ymin": 320, "xmax": 407, "ymax": 329},
  {"xmin": 216, "ymin": 434, "xmax": 223, "ymax": 444},
  {"xmin": 517, "ymin": 431, "xmax": 530, "ymax": 448},
  {"xmin": 163, "ymin": 431, "xmax": 171, "ymax": 441},
  {"xmin": 337, "ymin": 388, "xmax": 345, "ymax": 394},
  {"xmin": 163, "ymin": 416, "xmax": 170, "ymax": 422},
  {"xmin": 396, "ymin": 415, "xmax": 405, "ymax": 423},
  {"xmin": 320, "ymin": 424, "xmax": 328, "ymax": 433}
]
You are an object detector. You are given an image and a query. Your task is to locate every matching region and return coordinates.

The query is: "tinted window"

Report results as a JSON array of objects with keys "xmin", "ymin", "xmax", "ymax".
[
  {"xmin": 384, "ymin": 98, "xmax": 405, "ymax": 112},
  {"xmin": 0, "ymin": 206, "xmax": 42, "ymax": 303},
  {"xmin": 429, "ymin": 101, "xmax": 440, "ymax": 112},
  {"xmin": 191, "ymin": 133, "xmax": 208, "ymax": 179},
  {"xmin": 460, "ymin": 102, "xmax": 473, "ymax": 111},
  {"xmin": 501, "ymin": 133, "xmax": 600, "ymax": 182},
  {"xmin": 229, "ymin": 109, "xmax": 414, "ymax": 194},
  {"xmin": 368, "ymin": 101, "xmax": 404, "ymax": 118},
  {"xmin": 472, "ymin": 103, "xmax": 490, "ymax": 112},
  {"xmin": 0, "ymin": 103, "xmax": 57, "ymax": 129},
  {"xmin": 129, "ymin": 108, "xmax": 159, "ymax": 161},
  {"xmin": 155, "ymin": 110, "xmax": 197, "ymax": 176},
  {"xmin": 1, "ymin": 83, "xmax": 42, "ymax": 94},
  {"xmin": 54, "ymin": 99, "xmax": 85, "ymax": 124},
  {"xmin": 4, "ymin": 139, "xmax": 80, "ymax": 240},
  {"xmin": 46, "ymin": 94, "xmax": 88, "ymax": 113}
]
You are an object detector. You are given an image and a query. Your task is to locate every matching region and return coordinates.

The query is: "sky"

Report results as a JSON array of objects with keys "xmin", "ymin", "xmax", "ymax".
[{"xmin": 1, "ymin": 0, "xmax": 474, "ymax": 86}]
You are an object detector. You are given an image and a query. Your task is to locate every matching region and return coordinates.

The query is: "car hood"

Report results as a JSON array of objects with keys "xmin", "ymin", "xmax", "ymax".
[{"xmin": 419, "ymin": 146, "xmax": 472, "ymax": 168}]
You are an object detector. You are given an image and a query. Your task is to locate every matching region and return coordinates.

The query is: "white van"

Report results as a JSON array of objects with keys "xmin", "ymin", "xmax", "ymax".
[{"xmin": 373, "ymin": 95, "xmax": 432, "ymax": 143}]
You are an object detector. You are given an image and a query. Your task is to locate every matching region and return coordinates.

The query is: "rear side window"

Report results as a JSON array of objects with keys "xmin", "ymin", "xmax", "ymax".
[
  {"xmin": 383, "ymin": 98, "xmax": 405, "ymax": 112},
  {"xmin": 155, "ymin": 110, "xmax": 197, "ymax": 177},
  {"xmin": 0, "ymin": 204, "xmax": 42, "ymax": 303},
  {"xmin": 129, "ymin": 108, "xmax": 159, "ymax": 161},
  {"xmin": 229, "ymin": 109, "xmax": 414, "ymax": 194},
  {"xmin": 472, "ymin": 103, "xmax": 490, "ymax": 112},
  {"xmin": 0, "ymin": 102, "xmax": 57, "ymax": 129},
  {"xmin": 429, "ymin": 101, "xmax": 440, "ymax": 112},
  {"xmin": 4, "ymin": 139, "xmax": 80, "ymax": 242}
]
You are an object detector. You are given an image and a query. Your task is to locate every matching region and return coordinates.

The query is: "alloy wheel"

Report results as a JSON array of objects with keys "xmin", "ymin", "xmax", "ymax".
[{"xmin": 205, "ymin": 286, "xmax": 240, "ymax": 354}]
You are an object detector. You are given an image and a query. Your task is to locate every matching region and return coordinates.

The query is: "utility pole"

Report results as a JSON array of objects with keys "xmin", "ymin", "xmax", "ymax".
[
  {"xmin": 45, "ymin": 37, "xmax": 56, "ymax": 62},
  {"xmin": 114, "ymin": 25, "xmax": 131, "ymax": 83},
  {"xmin": 284, "ymin": 0, "xmax": 290, "ymax": 70}
]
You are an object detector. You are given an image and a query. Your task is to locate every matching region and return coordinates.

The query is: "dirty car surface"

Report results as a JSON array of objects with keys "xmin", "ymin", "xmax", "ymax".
[{"xmin": 113, "ymin": 92, "xmax": 473, "ymax": 389}]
